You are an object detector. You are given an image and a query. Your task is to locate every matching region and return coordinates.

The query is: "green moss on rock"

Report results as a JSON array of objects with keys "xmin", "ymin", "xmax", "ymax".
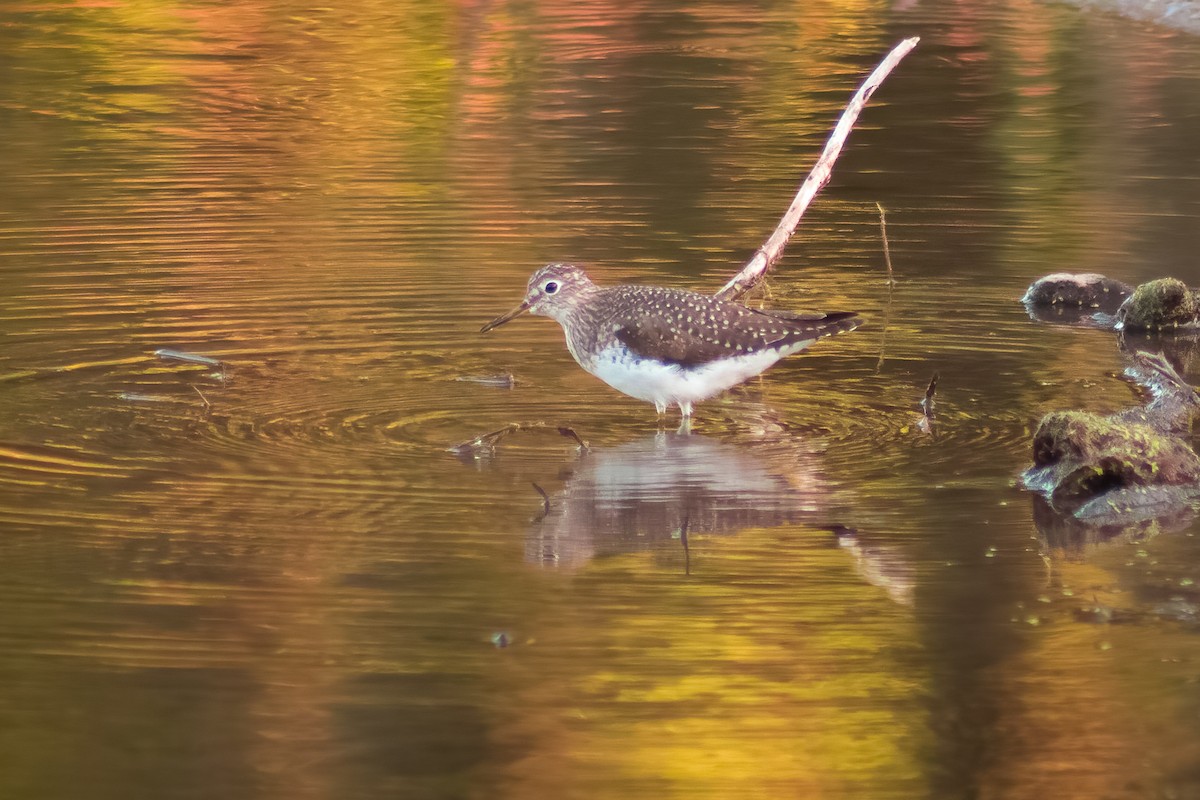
[
  {"xmin": 1026, "ymin": 410, "xmax": 1200, "ymax": 512},
  {"xmin": 1117, "ymin": 278, "xmax": 1200, "ymax": 331}
]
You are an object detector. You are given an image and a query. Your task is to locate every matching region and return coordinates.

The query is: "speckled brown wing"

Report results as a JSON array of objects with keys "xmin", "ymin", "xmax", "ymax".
[
  {"xmin": 612, "ymin": 313, "xmax": 732, "ymax": 367},
  {"xmin": 608, "ymin": 286, "xmax": 861, "ymax": 368}
]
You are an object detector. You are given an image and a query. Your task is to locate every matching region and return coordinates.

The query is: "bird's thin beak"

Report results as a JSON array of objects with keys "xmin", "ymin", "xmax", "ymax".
[{"xmin": 480, "ymin": 299, "xmax": 531, "ymax": 333}]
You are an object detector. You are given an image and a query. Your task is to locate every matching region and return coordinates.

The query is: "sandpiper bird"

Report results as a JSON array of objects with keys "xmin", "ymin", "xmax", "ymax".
[{"xmin": 480, "ymin": 263, "xmax": 861, "ymax": 419}]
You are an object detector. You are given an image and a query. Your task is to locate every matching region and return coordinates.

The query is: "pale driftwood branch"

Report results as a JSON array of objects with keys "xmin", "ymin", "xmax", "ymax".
[{"xmin": 714, "ymin": 37, "xmax": 920, "ymax": 302}]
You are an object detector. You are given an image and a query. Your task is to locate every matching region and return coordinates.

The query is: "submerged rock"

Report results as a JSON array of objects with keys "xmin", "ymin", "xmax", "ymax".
[
  {"xmin": 1024, "ymin": 355, "xmax": 1200, "ymax": 522},
  {"xmin": 1022, "ymin": 272, "xmax": 1132, "ymax": 310},
  {"xmin": 1112, "ymin": 351, "xmax": 1200, "ymax": 435},
  {"xmin": 1022, "ymin": 273, "xmax": 1200, "ymax": 332},
  {"xmin": 1022, "ymin": 274, "xmax": 1200, "ymax": 526},
  {"xmin": 1024, "ymin": 409, "xmax": 1200, "ymax": 519},
  {"xmin": 1116, "ymin": 278, "xmax": 1200, "ymax": 331},
  {"xmin": 1116, "ymin": 329, "xmax": 1200, "ymax": 380}
]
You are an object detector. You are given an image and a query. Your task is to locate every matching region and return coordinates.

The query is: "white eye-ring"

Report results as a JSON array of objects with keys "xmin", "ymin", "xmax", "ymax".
[{"xmin": 543, "ymin": 281, "xmax": 559, "ymax": 294}]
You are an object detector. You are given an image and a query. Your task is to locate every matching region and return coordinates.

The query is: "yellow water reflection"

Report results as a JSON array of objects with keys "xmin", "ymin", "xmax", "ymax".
[{"xmin": 495, "ymin": 531, "xmax": 927, "ymax": 798}]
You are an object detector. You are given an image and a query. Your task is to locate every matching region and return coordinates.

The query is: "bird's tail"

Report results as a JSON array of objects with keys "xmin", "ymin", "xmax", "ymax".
[{"xmin": 763, "ymin": 309, "xmax": 863, "ymax": 340}]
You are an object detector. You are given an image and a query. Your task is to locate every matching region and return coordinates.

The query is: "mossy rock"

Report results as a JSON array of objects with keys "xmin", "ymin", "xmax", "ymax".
[
  {"xmin": 1025, "ymin": 410, "xmax": 1200, "ymax": 513},
  {"xmin": 1117, "ymin": 278, "xmax": 1200, "ymax": 331}
]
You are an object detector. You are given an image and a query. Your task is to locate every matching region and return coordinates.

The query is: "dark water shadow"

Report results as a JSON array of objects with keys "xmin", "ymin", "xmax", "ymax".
[
  {"xmin": 1023, "ymin": 301, "xmax": 1120, "ymax": 329},
  {"xmin": 1030, "ymin": 494, "xmax": 1195, "ymax": 558}
]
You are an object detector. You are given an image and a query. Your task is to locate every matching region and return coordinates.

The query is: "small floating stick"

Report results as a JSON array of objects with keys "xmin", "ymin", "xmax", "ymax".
[
  {"xmin": 449, "ymin": 422, "xmax": 590, "ymax": 457},
  {"xmin": 531, "ymin": 482, "xmax": 551, "ymax": 520},
  {"xmin": 1133, "ymin": 350, "xmax": 1194, "ymax": 397},
  {"xmin": 921, "ymin": 372, "xmax": 939, "ymax": 419},
  {"xmin": 192, "ymin": 385, "xmax": 212, "ymax": 412},
  {"xmin": 915, "ymin": 372, "xmax": 939, "ymax": 436},
  {"xmin": 877, "ymin": 202, "xmax": 896, "ymax": 286},
  {"xmin": 875, "ymin": 203, "xmax": 897, "ymax": 371},
  {"xmin": 450, "ymin": 423, "xmax": 521, "ymax": 455},
  {"xmin": 680, "ymin": 514, "xmax": 691, "ymax": 576},
  {"xmin": 155, "ymin": 348, "xmax": 228, "ymax": 382},
  {"xmin": 556, "ymin": 426, "xmax": 590, "ymax": 453},
  {"xmin": 455, "ymin": 374, "xmax": 517, "ymax": 388},
  {"xmin": 154, "ymin": 349, "xmax": 223, "ymax": 368}
]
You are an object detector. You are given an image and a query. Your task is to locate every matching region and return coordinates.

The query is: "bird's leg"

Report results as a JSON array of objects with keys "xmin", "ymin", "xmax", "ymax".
[
  {"xmin": 654, "ymin": 400, "xmax": 670, "ymax": 432},
  {"xmin": 676, "ymin": 401, "xmax": 694, "ymax": 435}
]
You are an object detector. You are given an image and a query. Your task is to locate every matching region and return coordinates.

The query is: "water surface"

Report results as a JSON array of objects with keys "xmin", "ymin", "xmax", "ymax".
[{"xmin": 2, "ymin": 1, "xmax": 1200, "ymax": 798}]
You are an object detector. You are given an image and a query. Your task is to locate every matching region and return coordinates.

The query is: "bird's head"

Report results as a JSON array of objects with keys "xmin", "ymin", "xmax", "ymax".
[{"xmin": 480, "ymin": 263, "xmax": 596, "ymax": 332}]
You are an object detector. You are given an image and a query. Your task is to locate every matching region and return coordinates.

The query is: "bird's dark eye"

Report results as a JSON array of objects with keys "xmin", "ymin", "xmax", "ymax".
[{"xmin": 544, "ymin": 281, "xmax": 559, "ymax": 294}]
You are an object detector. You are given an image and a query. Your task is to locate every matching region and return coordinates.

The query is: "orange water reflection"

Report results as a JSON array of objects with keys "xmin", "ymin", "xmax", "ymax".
[{"xmin": 2, "ymin": 1, "xmax": 1200, "ymax": 798}]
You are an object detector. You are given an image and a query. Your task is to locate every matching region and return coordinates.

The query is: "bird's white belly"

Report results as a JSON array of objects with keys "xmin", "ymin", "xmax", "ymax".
[{"xmin": 580, "ymin": 342, "xmax": 813, "ymax": 409}]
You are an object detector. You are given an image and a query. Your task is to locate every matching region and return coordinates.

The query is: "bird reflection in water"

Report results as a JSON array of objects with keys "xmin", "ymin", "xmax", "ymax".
[
  {"xmin": 524, "ymin": 431, "xmax": 829, "ymax": 569},
  {"xmin": 832, "ymin": 527, "xmax": 915, "ymax": 606},
  {"xmin": 518, "ymin": 430, "xmax": 909, "ymax": 605}
]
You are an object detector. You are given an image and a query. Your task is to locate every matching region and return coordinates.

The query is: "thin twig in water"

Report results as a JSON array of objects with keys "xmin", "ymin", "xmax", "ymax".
[
  {"xmin": 448, "ymin": 423, "xmax": 520, "ymax": 456},
  {"xmin": 1134, "ymin": 350, "xmax": 1194, "ymax": 397},
  {"xmin": 921, "ymin": 373, "xmax": 939, "ymax": 419},
  {"xmin": 455, "ymin": 374, "xmax": 516, "ymax": 388},
  {"xmin": 156, "ymin": 349, "xmax": 228, "ymax": 384},
  {"xmin": 875, "ymin": 274, "xmax": 896, "ymax": 373},
  {"xmin": 155, "ymin": 348, "xmax": 222, "ymax": 368},
  {"xmin": 481, "ymin": 425, "xmax": 519, "ymax": 445},
  {"xmin": 876, "ymin": 202, "xmax": 896, "ymax": 286},
  {"xmin": 531, "ymin": 482, "xmax": 551, "ymax": 520},
  {"xmin": 192, "ymin": 385, "xmax": 212, "ymax": 411},
  {"xmin": 715, "ymin": 37, "xmax": 920, "ymax": 301},
  {"xmin": 556, "ymin": 426, "xmax": 590, "ymax": 453},
  {"xmin": 874, "ymin": 202, "xmax": 897, "ymax": 372},
  {"xmin": 680, "ymin": 514, "xmax": 691, "ymax": 577},
  {"xmin": 449, "ymin": 422, "xmax": 590, "ymax": 457}
]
